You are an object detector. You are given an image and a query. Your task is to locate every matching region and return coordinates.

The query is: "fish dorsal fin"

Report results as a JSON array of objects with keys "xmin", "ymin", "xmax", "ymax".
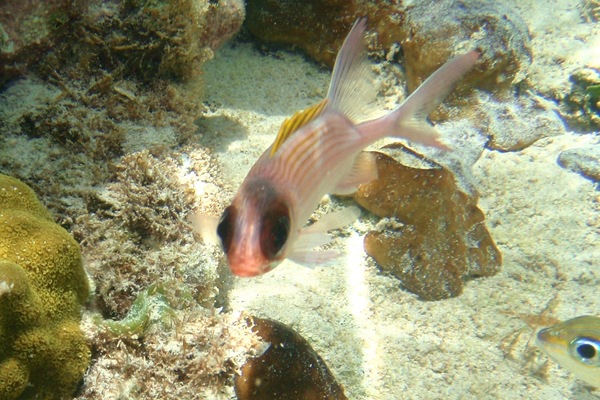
[
  {"xmin": 269, "ymin": 99, "xmax": 328, "ymax": 157},
  {"xmin": 327, "ymin": 17, "xmax": 378, "ymax": 123}
]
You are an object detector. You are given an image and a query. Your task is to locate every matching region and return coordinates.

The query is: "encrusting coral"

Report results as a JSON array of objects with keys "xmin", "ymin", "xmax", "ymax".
[
  {"xmin": 0, "ymin": 173, "xmax": 90, "ymax": 399},
  {"xmin": 354, "ymin": 149, "xmax": 502, "ymax": 301}
]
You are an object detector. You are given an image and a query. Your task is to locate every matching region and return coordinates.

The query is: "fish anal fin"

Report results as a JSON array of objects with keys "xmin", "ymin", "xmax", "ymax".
[
  {"xmin": 333, "ymin": 152, "xmax": 378, "ymax": 195},
  {"xmin": 288, "ymin": 249, "xmax": 339, "ymax": 267},
  {"xmin": 269, "ymin": 99, "xmax": 328, "ymax": 157},
  {"xmin": 303, "ymin": 206, "xmax": 361, "ymax": 234}
]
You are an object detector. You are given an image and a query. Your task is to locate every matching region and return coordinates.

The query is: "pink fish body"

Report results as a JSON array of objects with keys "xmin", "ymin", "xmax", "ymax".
[{"xmin": 195, "ymin": 18, "xmax": 479, "ymax": 277}]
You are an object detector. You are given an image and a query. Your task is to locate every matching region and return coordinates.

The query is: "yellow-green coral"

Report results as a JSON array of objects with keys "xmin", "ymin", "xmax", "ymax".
[{"xmin": 0, "ymin": 174, "xmax": 90, "ymax": 399}]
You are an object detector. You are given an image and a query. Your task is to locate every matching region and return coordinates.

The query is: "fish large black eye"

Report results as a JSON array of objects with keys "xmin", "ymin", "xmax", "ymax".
[
  {"xmin": 569, "ymin": 337, "xmax": 600, "ymax": 366},
  {"xmin": 217, "ymin": 206, "xmax": 236, "ymax": 254},
  {"xmin": 260, "ymin": 202, "xmax": 290, "ymax": 259}
]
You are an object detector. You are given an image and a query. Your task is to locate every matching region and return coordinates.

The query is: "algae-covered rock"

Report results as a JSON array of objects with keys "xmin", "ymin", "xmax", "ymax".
[
  {"xmin": 0, "ymin": 0, "xmax": 71, "ymax": 87},
  {"xmin": 0, "ymin": 0, "xmax": 245, "ymax": 87},
  {"xmin": 389, "ymin": 0, "xmax": 531, "ymax": 94},
  {"xmin": 235, "ymin": 317, "xmax": 347, "ymax": 400},
  {"xmin": 0, "ymin": 174, "xmax": 90, "ymax": 399},
  {"xmin": 354, "ymin": 150, "xmax": 501, "ymax": 301},
  {"xmin": 558, "ymin": 68, "xmax": 600, "ymax": 133}
]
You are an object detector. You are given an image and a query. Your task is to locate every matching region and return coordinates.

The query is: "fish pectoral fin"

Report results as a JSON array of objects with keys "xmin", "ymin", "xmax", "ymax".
[
  {"xmin": 287, "ymin": 206, "xmax": 361, "ymax": 266},
  {"xmin": 333, "ymin": 152, "xmax": 378, "ymax": 195},
  {"xmin": 287, "ymin": 231, "xmax": 338, "ymax": 267},
  {"xmin": 188, "ymin": 212, "xmax": 221, "ymax": 247},
  {"xmin": 288, "ymin": 249, "xmax": 339, "ymax": 267},
  {"xmin": 303, "ymin": 205, "xmax": 361, "ymax": 234}
]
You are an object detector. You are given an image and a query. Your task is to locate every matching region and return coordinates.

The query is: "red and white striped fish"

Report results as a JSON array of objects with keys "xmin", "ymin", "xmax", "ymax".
[{"xmin": 193, "ymin": 18, "xmax": 479, "ymax": 277}]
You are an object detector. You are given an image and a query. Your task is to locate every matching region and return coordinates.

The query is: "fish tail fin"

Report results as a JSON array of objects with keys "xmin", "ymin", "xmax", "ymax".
[
  {"xmin": 363, "ymin": 51, "xmax": 480, "ymax": 149},
  {"xmin": 326, "ymin": 17, "xmax": 378, "ymax": 123}
]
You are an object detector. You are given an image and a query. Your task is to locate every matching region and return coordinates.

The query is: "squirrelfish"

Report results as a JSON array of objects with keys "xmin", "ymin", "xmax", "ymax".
[
  {"xmin": 193, "ymin": 18, "xmax": 479, "ymax": 277},
  {"xmin": 536, "ymin": 315, "xmax": 600, "ymax": 387}
]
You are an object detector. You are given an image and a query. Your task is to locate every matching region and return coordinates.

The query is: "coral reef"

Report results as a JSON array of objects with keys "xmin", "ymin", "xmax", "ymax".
[
  {"xmin": 73, "ymin": 149, "xmax": 225, "ymax": 317},
  {"xmin": 0, "ymin": 0, "xmax": 244, "ymax": 225},
  {"xmin": 246, "ymin": 0, "xmax": 531, "ymax": 94},
  {"xmin": 68, "ymin": 147, "xmax": 255, "ymax": 398},
  {"xmin": 77, "ymin": 310, "xmax": 264, "ymax": 399},
  {"xmin": 1, "ymin": 0, "xmax": 245, "ymax": 87},
  {"xmin": 235, "ymin": 317, "xmax": 347, "ymax": 400},
  {"xmin": 0, "ymin": 174, "xmax": 90, "ymax": 399},
  {"xmin": 354, "ymin": 149, "xmax": 501, "ymax": 300}
]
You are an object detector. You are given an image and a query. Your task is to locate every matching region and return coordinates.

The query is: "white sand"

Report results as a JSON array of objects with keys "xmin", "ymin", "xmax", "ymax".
[{"xmin": 197, "ymin": 1, "xmax": 600, "ymax": 398}]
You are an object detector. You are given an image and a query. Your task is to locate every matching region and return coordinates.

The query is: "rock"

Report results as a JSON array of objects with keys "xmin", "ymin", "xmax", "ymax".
[
  {"xmin": 0, "ymin": 0, "xmax": 70, "ymax": 86},
  {"xmin": 558, "ymin": 146, "xmax": 600, "ymax": 183},
  {"xmin": 354, "ymin": 149, "xmax": 501, "ymax": 301},
  {"xmin": 235, "ymin": 317, "xmax": 347, "ymax": 400},
  {"xmin": 393, "ymin": 0, "xmax": 531, "ymax": 94},
  {"xmin": 246, "ymin": 0, "xmax": 358, "ymax": 67},
  {"xmin": 246, "ymin": 0, "xmax": 531, "ymax": 94},
  {"xmin": 476, "ymin": 93, "xmax": 565, "ymax": 151}
]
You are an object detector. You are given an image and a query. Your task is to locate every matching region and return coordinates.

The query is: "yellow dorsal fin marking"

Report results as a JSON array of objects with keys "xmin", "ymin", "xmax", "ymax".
[{"xmin": 269, "ymin": 99, "xmax": 328, "ymax": 157}]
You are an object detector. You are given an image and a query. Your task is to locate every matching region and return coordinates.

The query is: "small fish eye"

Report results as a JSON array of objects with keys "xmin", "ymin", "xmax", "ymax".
[
  {"xmin": 217, "ymin": 206, "xmax": 236, "ymax": 254},
  {"xmin": 569, "ymin": 337, "xmax": 600, "ymax": 366},
  {"xmin": 260, "ymin": 202, "xmax": 291, "ymax": 259}
]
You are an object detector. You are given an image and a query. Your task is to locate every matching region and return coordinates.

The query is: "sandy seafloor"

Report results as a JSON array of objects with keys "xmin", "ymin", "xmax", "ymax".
[
  {"xmin": 1, "ymin": 0, "xmax": 599, "ymax": 399},
  {"xmin": 197, "ymin": 2, "xmax": 600, "ymax": 399}
]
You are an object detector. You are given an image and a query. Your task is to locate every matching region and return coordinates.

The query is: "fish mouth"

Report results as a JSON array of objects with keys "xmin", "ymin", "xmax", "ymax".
[
  {"xmin": 536, "ymin": 328, "xmax": 550, "ymax": 344},
  {"xmin": 228, "ymin": 258, "xmax": 272, "ymax": 277},
  {"xmin": 228, "ymin": 256, "xmax": 281, "ymax": 277},
  {"xmin": 231, "ymin": 266, "xmax": 263, "ymax": 277}
]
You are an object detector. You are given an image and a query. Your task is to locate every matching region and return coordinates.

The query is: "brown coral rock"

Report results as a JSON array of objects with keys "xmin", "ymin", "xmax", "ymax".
[
  {"xmin": 235, "ymin": 317, "xmax": 347, "ymax": 400},
  {"xmin": 246, "ymin": 0, "xmax": 359, "ymax": 67},
  {"xmin": 354, "ymin": 151, "xmax": 501, "ymax": 301}
]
